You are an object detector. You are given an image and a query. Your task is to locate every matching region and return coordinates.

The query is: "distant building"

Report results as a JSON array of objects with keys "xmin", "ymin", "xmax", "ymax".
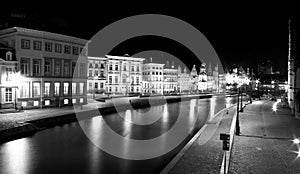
[
  {"xmin": 105, "ymin": 55, "xmax": 144, "ymax": 94},
  {"xmin": 190, "ymin": 64, "xmax": 198, "ymax": 91},
  {"xmin": 163, "ymin": 61, "xmax": 178, "ymax": 93},
  {"xmin": 178, "ymin": 66, "xmax": 191, "ymax": 93},
  {"xmin": 0, "ymin": 27, "xmax": 88, "ymax": 109},
  {"xmin": 198, "ymin": 63, "xmax": 207, "ymax": 92},
  {"xmin": 142, "ymin": 61, "xmax": 164, "ymax": 94},
  {"xmin": 87, "ymin": 57, "xmax": 107, "ymax": 94},
  {"xmin": 258, "ymin": 60, "xmax": 273, "ymax": 75}
]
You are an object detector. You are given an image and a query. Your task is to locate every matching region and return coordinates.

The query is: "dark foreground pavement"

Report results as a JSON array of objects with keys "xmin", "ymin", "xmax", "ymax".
[
  {"xmin": 230, "ymin": 100, "xmax": 300, "ymax": 174},
  {"xmin": 163, "ymin": 104, "xmax": 237, "ymax": 174}
]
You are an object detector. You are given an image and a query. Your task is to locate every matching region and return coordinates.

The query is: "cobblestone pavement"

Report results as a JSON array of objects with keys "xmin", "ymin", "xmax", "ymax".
[
  {"xmin": 230, "ymin": 100, "xmax": 300, "ymax": 174},
  {"xmin": 167, "ymin": 105, "xmax": 237, "ymax": 174}
]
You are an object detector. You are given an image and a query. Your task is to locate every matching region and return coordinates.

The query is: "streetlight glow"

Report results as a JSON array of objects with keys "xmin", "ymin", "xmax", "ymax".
[{"xmin": 292, "ymin": 138, "xmax": 300, "ymax": 144}]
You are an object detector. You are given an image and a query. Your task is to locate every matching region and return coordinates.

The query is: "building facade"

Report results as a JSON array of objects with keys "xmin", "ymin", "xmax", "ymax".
[
  {"xmin": 0, "ymin": 27, "xmax": 88, "ymax": 109},
  {"xmin": 178, "ymin": 66, "xmax": 191, "ymax": 93},
  {"xmin": 163, "ymin": 61, "xmax": 178, "ymax": 93},
  {"xmin": 105, "ymin": 55, "xmax": 144, "ymax": 94},
  {"xmin": 198, "ymin": 63, "xmax": 208, "ymax": 92},
  {"xmin": 142, "ymin": 62, "xmax": 164, "ymax": 94},
  {"xmin": 87, "ymin": 57, "xmax": 107, "ymax": 94}
]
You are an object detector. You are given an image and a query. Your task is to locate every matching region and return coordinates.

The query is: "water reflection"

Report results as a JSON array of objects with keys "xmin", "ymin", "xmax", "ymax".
[{"xmin": 0, "ymin": 138, "xmax": 31, "ymax": 174}]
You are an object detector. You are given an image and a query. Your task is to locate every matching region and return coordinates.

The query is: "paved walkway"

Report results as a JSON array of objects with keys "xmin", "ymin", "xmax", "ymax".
[
  {"xmin": 164, "ymin": 104, "xmax": 237, "ymax": 174},
  {"xmin": 230, "ymin": 100, "xmax": 300, "ymax": 174}
]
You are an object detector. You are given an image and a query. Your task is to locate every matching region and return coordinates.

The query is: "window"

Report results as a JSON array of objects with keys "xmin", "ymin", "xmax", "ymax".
[
  {"xmin": 5, "ymin": 67, "xmax": 13, "ymax": 81},
  {"xmin": 131, "ymin": 77, "xmax": 134, "ymax": 84},
  {"xmin": 101, "ymin": 63, "xmax": 105, "ymax": 69},
  {"xmin": 79, "ymin": 82, "xmax": 84, "ymax": 95},
  {"xmin": 109, "ymin": 64, "xmax": 113, "ymax": 70},
  {"xmin": 33, "ymin": 82, "xmax": 41, "ymax": 97},
  {"xmin": 95, "ymin": 82, "xmax": 98, "ymax": 89},
  {"xmin": 115, "ymin": 76, "xmax": 118, "ymax": 84},
  {"xmin": 20, "ymin": 82, "xmax": 29, "ymax": 98},
  {"xmin": 89, "ymin": 63, "xmax": 93, "ymax": 68},
  {"xmin": 64, "ymin": 45, "xmax": 71, "ymax": 54},
  {"xmin": 80, "ymin": 63, "xmax": 86, "ymax": 77},
  {"xmin": 109, "ymin": 87, "xmax": 111, "ymax": 92},
  {"xmin": 63, "ymin": 61, "xmax": 70, "ymax": 77},
  {"xmin": 44, "ymin": 82, "xmax": 51, "ymax": 97},
  {"xmin": 21, "ymin": 39, "xmax": 30, "ymax": 49},
  {"xmin": 55, "ymin": 44, "xmax": 62, "ymax": 53},
  {"xmin": 5, "ymin": 88, "xmax": 12, "ymax": 103},
  {"xmin": 89, "ymin": 82, "xmax": 92, "ymax": 90},
  {"xmin": 45, "ymin": 42, "xmax": 52, "ymax": 52},
  {"xmin": 131, "ymin": 87, "xmax": 134, "ymax": 92},
  {"xmin": 115, "ymin": 87, "xmax": 118, "ymax": 92},
  {"xmin": 72, "ymin": 46, "xmax": 79, "ymax": 55},
  {"xmin": 115, "ymin": 65, "xmax": 119, "ymax": 71},
  {"xmin": 89, "ymin": 70, "xmax": 92, "ymax": 77},
  {"xmin": 20, "ymin": 58, "xmax": 30, "ymax": 75},
  {"xmin": 137, "ymin": 87, "xmax": 139, "ymax": 92},
  {"xmin": 72, "ymin": 62, "xmax": 76, "ymax": 76},
  {"xmin": 100, "ymin": 83, "xmax": 104, "ymax": 89},
  {"xmin": 44, "ymin": 59, "xmax": 52, "ymax": 76},
  {"xmin": 109, "ymin": 76, "xmax": 112, "ymax": 83},
  {"xmin": 123, "ymin": 65, "xmax": 127, "ymax": 71},
  {"xmin": 95, "ymin": 70, "xmax": 98, "ymax": 76},
  {"xmin": 72, "ymin": 82, "xmax": 77, "ymax": 95},
  {"xmin": 6, "ymin": 51, "xmax": 12, "ymax": 61},
  {"xmin": 54, "ymin": 82, "xmax": 60, "ymax": 96},
  {"xmin": 131, "ymin": 65, "xmax": 134, "ymax": 71},
  {"xmin": 137, "ymin": 66, "xmax": 139, "ymax": 72},
  {"xmin": 33, "ymin": 59, "xmax": 41, "ymax": 76},
  {"xmin": 33, "ymin": 41, "xmax": 42, "ymax": 50},
  {"xmin": 54, "ymin": 60, "xmax": 61, "ymax": 76},
  {"xmin": 63, "ymin": 82, "xmax": 69, "ymax": 95}
]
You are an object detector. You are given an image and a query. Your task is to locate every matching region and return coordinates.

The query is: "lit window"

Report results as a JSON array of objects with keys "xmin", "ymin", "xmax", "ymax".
[
  {"xmin": 64, "ymin": 82, "xmax": 69, "ymax": 95},
  {"xmin": 64, "ymin": 61, "xmax": 70, "ymax": 77},
  {"xmin": 6, "ymin": 51, "xmax": 12, "ymax": 61},
  {"xmin": 20, "ymin": 58, "xmax": 30, "ymax": 75},
  {"xmin": 33, "ymin": 59, "xmax": 41, "ymax": 76},
  {"xmin": 54, "ymin": 82, "xmax": 60, "ymax": 96},
  {"xmin": 20, "ymin": 82, "xmax": 29, "ymax": 98},
  {"xmin": 44, "ymin": 82, "xmax": 51, "ymax": 97},
  {"xmin": 72, "ymin": 82, "xmax": 77, "ymax": 95},
  {"xmin": 79, "ymin": 82, "xmax": 84, "ymax": 95},
  {"xmin": 33, "ymin": 82, "xmax": 41, "ymax": 97},
  {"xmin": 44, "ymin": 59, "xmax": 52, "ymax": 76}
]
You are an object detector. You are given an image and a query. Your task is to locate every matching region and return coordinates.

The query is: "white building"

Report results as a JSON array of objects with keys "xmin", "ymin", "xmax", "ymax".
[
  {"xmin": 105, "ymin": 55, "xmax": 144, "ymax": 94},
  {"xmin": 163, "ymin": 61, "xmax": 178, "ymax": 93},
  {"xmin": 198, "ymin": 63, "xmax": 207, "ymax": 92},
  {"xmin": 142, "ymin": 62, "xmax": 164, "ymax": 94},
  {"xmin": 0, "ymin": 27, "xmax": 88, "ymax": 109},
  {"xmin": 178, "ymin": 66, "xmax": 191, "ymax": 93},
  {"xmin": 87, "ymin": 57, "xmax": 107, "ymax": 94}
]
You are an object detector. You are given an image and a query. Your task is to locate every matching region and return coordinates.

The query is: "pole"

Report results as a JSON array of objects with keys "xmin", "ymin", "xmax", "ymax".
[
  {"xmin": 14, "ymin": 87, "xmax": 17, "ymax": 110},
  {"xmin": 240, "ymin": 86, "xmax": 243, "ymax": 112},
  {"xmin": 235, "ymin": 87, "xmax": 240, "ymax": 135}
]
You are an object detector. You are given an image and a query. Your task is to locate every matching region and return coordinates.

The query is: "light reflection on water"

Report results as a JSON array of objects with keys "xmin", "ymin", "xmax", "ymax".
[{"xmin": 0, "ymin": 96, "xmax": 236, "ymax": 174}]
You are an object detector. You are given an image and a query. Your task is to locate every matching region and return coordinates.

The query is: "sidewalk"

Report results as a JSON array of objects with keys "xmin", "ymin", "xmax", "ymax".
[
  {"xmin": 230, "ymin": 100, "xmax": 300, "ymax": 174},
  {"xmin": 163, "ymin": 104, "xmax": 237, "ymax": 174}
]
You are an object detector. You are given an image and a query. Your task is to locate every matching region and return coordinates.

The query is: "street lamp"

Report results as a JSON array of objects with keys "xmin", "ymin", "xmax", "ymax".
[{"xmin": 235, "ymin": 85, "xmax": 241, "ymax": 135}]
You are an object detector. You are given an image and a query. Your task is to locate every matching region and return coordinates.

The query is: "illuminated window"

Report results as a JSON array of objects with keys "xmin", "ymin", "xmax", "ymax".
[
  {"xmin": 44, "ymin": 82, "xmax": 51, "ymax": 97},
  {"xmin": 21, "ymin": 58, "xmax": 30, "ymax": 75},
  {"xmin": 44, "ymin": 59, "xmax": 52, "ymax": 76},
  {"xmin": 33, "ymin": 82, "xmax": 41, "ymax": 97},
  {"xmin": 79, "ymin": 82, "xmax": 84, "ymax": 95},
  {"xmin": 33, "ymin": 59, "xmax": 41, "ymax": 76},
  {"xmin": 64, "ymin": 82, "xmax": 69, "ymax": 95},
  {"xmin": 72, "ymin": 82, "xmax": 77, "ymax": 95},
  {"xmin": 54, "ymin": 82, "xmax": 60, "ymax": 96},
  {"xmin": 20, "ymin": 82, "xmax": 29, "ymax": 98}
]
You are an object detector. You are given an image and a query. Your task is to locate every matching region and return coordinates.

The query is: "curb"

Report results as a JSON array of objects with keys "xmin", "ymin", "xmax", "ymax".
[{"xmin": 220, "ymin": 101, "xmax": 251, "ymax": 174}]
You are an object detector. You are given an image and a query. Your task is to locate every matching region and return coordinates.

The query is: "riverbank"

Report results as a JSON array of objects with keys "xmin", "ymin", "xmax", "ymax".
[{"xmin": 0, "ymin": 94, "xmax": 213, "ymax": 143}]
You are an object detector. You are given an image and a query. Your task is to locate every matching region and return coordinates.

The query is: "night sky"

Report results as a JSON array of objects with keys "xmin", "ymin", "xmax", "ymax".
[{"xmin": 1, "ymin": 3, "xmax": 298, "ymax": 77}]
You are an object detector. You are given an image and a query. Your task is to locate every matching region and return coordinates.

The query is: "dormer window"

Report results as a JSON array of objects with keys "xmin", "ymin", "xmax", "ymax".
[{"xmin": 6, "ymin": 51, "xmax": 12, "ymax": 61}]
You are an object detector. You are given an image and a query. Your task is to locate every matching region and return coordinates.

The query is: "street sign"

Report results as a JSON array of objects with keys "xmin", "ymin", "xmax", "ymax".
[{"xmin": 223, "ymin": 140, "xmax": 230, "ymax": 151}]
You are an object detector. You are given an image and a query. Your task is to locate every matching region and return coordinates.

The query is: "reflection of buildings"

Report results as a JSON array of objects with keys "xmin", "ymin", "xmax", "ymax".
[
  {"xmin": 0, "ymin": 27, "xmax": 88, "ymax": 109},
  {"xmin": 142, "ymin": 60, "xmax": 164, "ymax": 94},
  {"xmin": 163, "ymin": 61, "xmax": 178, "ymax": 93},
  {"xmin": 87, "ymin": 57, "xmax": 107, "ymax": 93},
  {"xmin": 105, "ymin": 55, "xmax": 144, "ymax": 94},
  {"xmin": 0, "ymin": 45, "xmax": 18, "ymax": 109}
]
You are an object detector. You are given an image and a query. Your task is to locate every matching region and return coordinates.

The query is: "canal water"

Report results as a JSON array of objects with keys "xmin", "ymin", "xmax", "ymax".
[{"xmin": 0, "ymin": 96, "xmax": 241, "ymax": 174}]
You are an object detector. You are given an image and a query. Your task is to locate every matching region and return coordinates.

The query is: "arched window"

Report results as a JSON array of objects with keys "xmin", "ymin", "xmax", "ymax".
[{"xmin": 6, "ymin": 51, "xmax": 12, "ymax": 61}]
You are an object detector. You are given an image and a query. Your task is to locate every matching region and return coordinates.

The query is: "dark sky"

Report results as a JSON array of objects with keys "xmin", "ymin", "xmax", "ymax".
[{"xmin": 0, "ymin": 3, "xmax": 298, "ymax": 77}]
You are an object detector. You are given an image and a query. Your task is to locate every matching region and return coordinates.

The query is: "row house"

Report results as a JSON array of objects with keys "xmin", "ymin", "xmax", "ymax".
[
  {"xmin": 163, "ymin": 61, "xmax": 178, "ymax": 93},
  {"xmin": 142, "ymin": 62, "xmax": 164, "ymax": 94},
  {"xmin": 105, "ymin": 55, "xmax": 144, "ymax": 94},
  {"xmin": 178, "ymin": 66, "xmax": 192, "ymax": 93},
  {"xmin": 87, "ymin": 57, "xmax": 107, "ymax": 93},
  {"xmin": 0, "ymin": 27, "xmax": 88, "ymax": 109}
]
